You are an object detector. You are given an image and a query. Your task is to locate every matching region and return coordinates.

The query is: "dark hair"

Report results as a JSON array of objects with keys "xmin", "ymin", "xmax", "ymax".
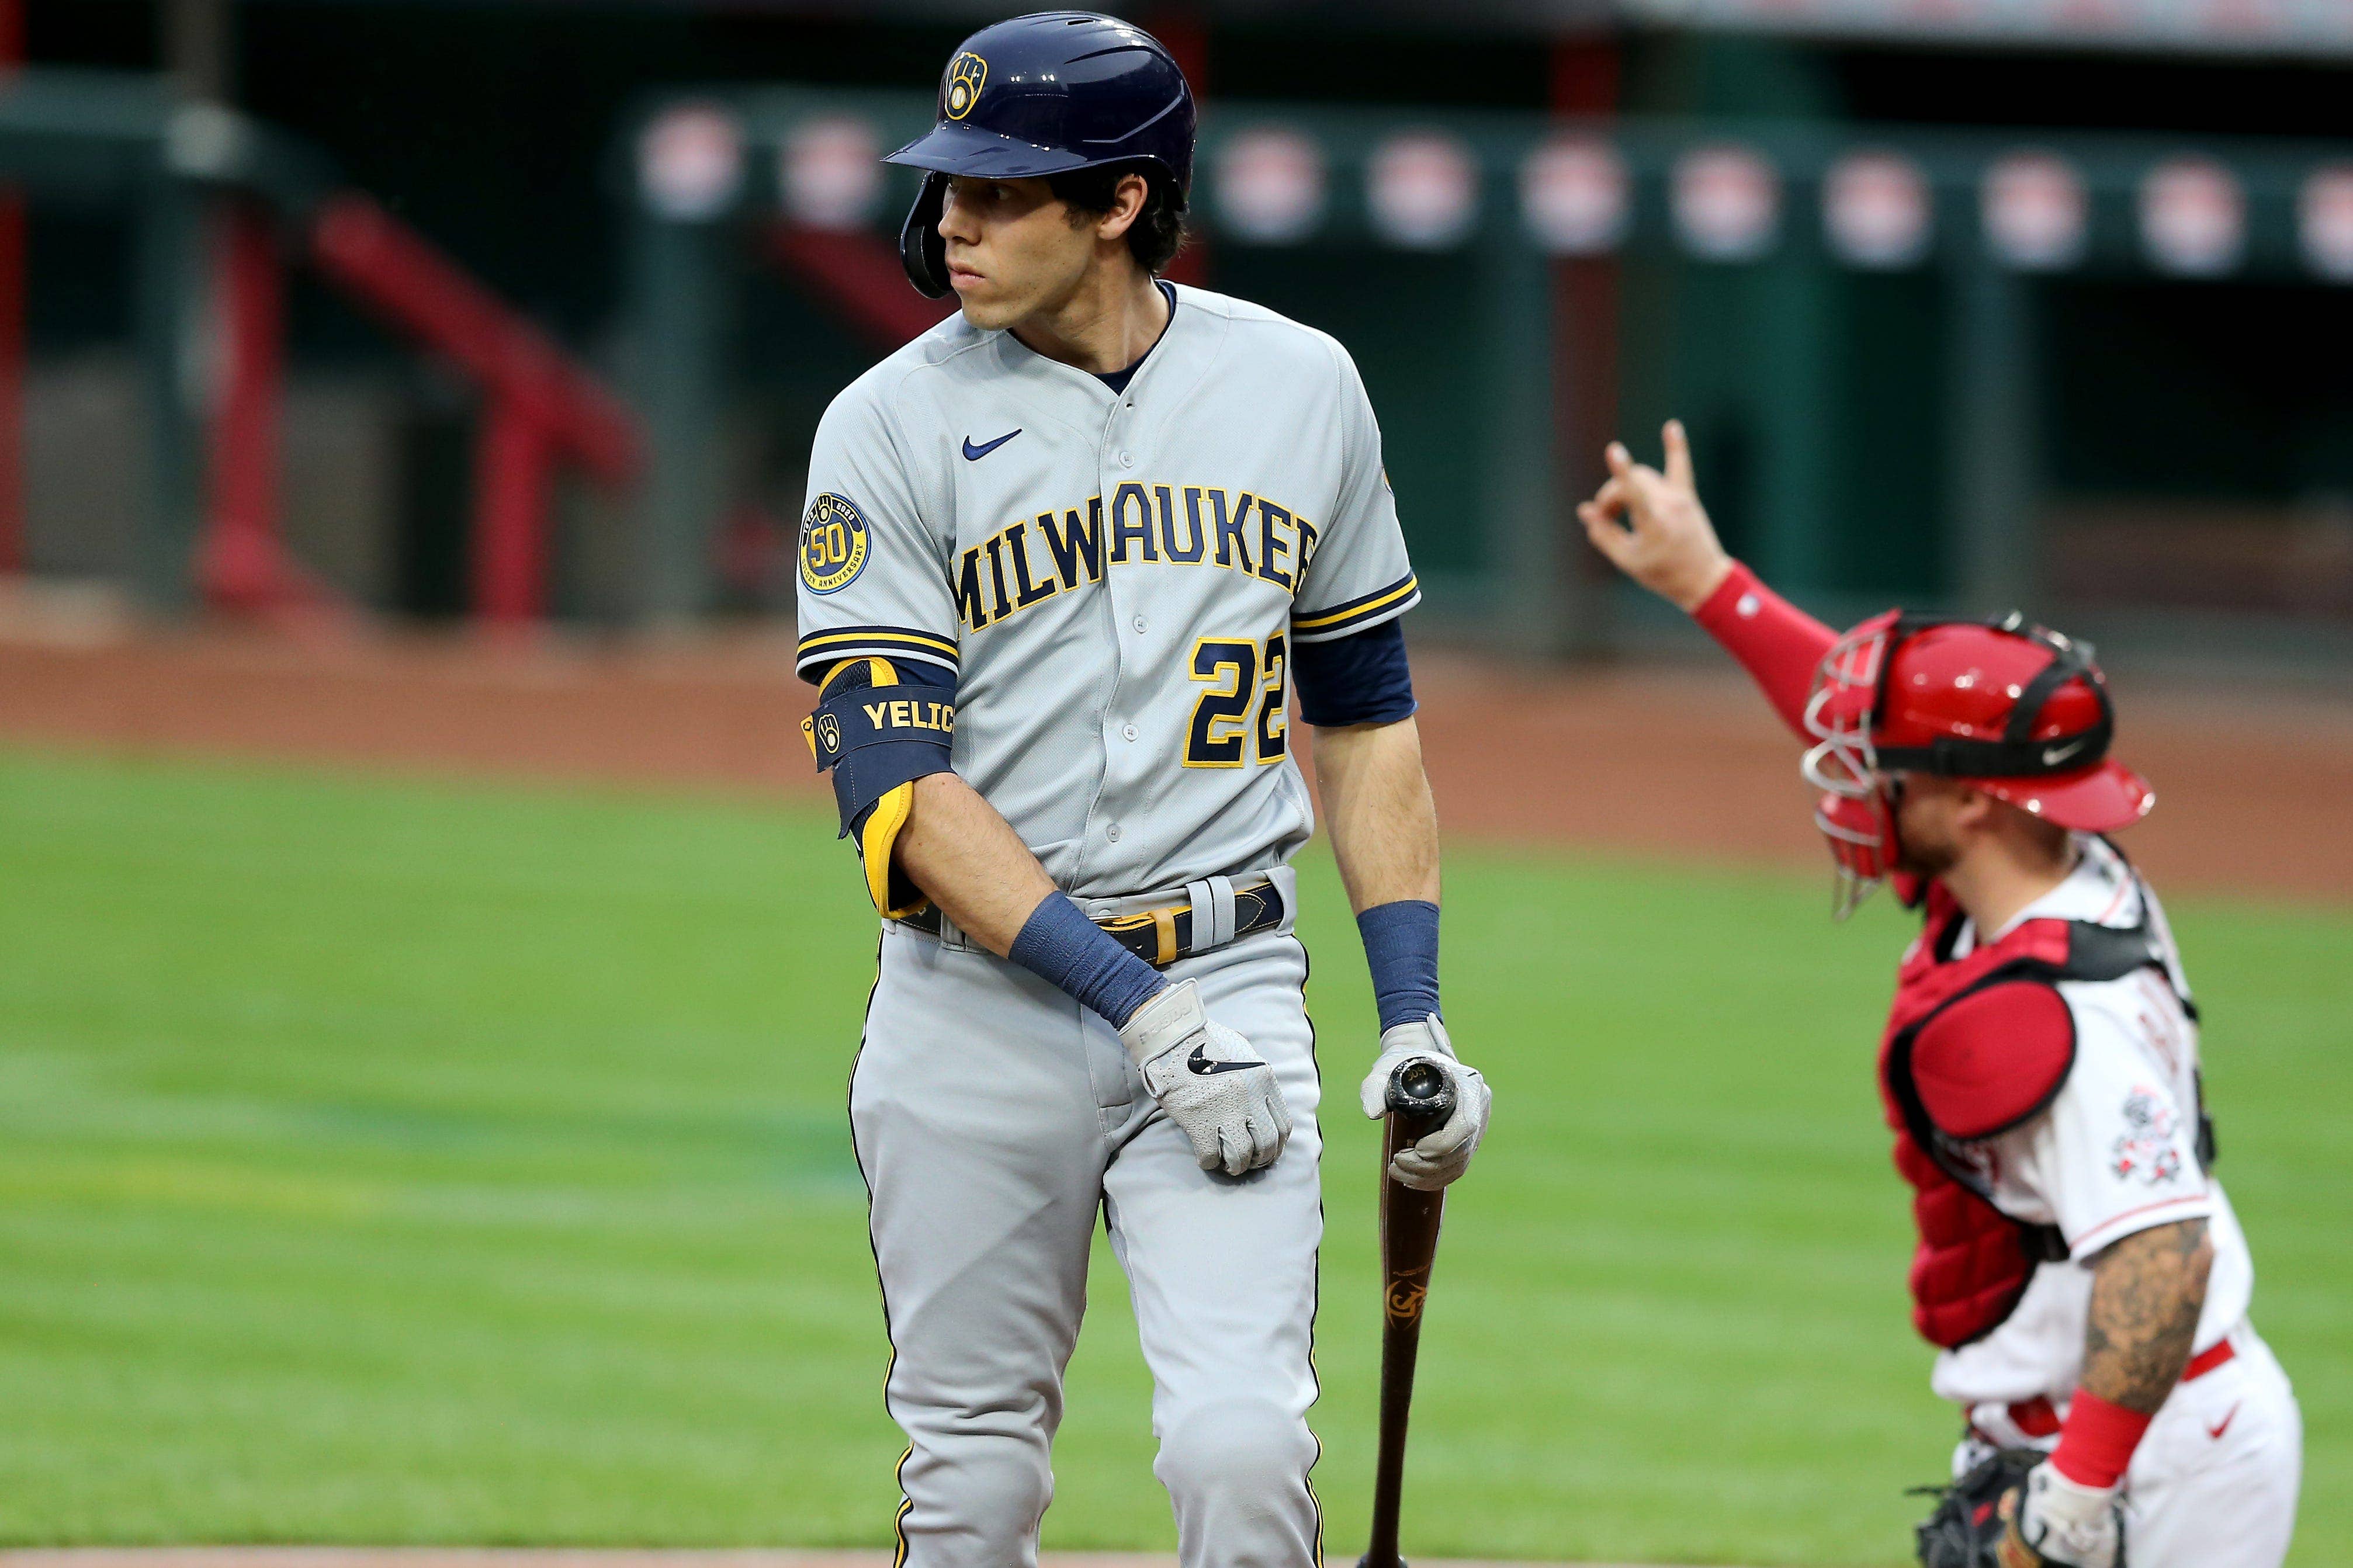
[{"xmin": 1048, "ymin": 161, "xmax": 1189, "ymax": 275}]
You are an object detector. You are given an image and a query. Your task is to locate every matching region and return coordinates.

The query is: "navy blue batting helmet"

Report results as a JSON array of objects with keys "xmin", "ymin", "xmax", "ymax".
[{"xmin": 884, "ymin": 12, "xmax": 1196, "ymax": 297}]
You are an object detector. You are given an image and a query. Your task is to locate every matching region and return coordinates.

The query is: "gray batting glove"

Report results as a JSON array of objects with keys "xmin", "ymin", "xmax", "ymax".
[
  {"xmin": 1358, "ymin": 1016, "xmax": 1491, "ymax": 1191},
  {"xmin": 1119, "ymin": 979, "xmax": 1294, "ymax": 1176}
]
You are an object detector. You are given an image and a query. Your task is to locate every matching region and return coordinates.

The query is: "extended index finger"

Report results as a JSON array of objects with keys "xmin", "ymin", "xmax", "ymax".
[{"xmin": 1662, "ymin": 419, "xmax": 1694, "ymax": 490}]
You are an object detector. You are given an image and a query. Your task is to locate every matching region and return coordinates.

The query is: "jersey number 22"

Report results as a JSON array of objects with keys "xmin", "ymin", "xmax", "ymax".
[{"xmin": 1186, "ymin": 634, "xmax": 1287, "ymax": 768}]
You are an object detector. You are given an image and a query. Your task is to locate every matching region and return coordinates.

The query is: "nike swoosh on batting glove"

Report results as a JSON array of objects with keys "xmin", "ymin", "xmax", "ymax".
[{"xmin": 1118, "ymin": 979, "xmax": 1294, "ymax": 1176}]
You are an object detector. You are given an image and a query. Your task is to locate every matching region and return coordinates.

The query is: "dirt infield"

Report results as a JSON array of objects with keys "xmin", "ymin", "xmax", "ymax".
[
  {"xmin": 0, "ymin": 593, "xmax": 2346, "ymax": 900},
  {"xmin": 0, "ymin": 1554, "xmax": 1713, "ymax": 1568}
]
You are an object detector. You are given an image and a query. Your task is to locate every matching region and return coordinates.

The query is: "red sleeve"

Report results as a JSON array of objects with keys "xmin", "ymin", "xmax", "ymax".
[
  {"xmin": 1911, "ymin": 981, "xmax": 2078, "ymax": 1140},
  {"xmin": 1689, "ymin": 560, "xmax": 1838, "ymax": 741}
]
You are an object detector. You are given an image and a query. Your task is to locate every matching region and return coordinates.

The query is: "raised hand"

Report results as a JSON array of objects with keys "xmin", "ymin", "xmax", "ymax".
[{"xmin": 1575, "ymin": 419, "xmax": 1734, "ymax": 613}]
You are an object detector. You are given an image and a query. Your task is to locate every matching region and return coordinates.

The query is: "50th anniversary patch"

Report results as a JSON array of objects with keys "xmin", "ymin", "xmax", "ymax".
[{"xmin": 800, "ymin": 492, "xmax": 871, "ymax": 594}]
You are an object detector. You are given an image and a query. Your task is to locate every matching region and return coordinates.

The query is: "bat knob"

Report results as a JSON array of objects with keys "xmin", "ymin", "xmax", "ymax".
[{"xmin": 1385, "ymin": 1058, "xmax": 1454, "ymax": 1121}]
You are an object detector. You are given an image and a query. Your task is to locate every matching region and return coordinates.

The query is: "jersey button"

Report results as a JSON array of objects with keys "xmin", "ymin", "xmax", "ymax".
[
  {"xmin": 1106, "ymin": 824, "xmax": 1123, "ymax": 842},
  {"xmin": 1131, "ymin": 614, "xmax": 1148, "ymax": 633},
  {"xmin": 1118, "ymin": 450, "xmax": 1135, "ymax": 469},
  {"xmin": 1122, "ymin": 723, "xmax": 1138, "ymax": 741}
]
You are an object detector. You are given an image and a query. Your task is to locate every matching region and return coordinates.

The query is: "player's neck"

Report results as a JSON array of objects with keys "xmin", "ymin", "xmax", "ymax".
[
  {"xmin": 1945, "ymin": 833, "xmax": 2080, "ymax": 939},
  {"xmin": 1009, "ymin": 262, "xmax": 1168, "ymax": 378}
]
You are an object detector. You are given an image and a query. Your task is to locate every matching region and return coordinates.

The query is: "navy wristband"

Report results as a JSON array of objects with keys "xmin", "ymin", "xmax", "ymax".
[
  {"xmin": 1009, "ymin": 890, "xmax": 1166, "ymax": 1029},
  {"xmin": 1357, "ymin": 899, "xmax": 1441, "ymax": 1032}
]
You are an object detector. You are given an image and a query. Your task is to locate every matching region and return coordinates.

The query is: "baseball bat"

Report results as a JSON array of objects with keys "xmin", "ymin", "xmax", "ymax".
[{"xmin": 1357, "ymin": 1057, "xmax": 1456, "ymax": 1568}]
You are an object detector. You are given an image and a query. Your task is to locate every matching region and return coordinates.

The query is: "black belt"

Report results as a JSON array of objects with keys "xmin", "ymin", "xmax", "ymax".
[{"xmin": 900, "ymin": 877, "xmax": 1285, "ymax": 967}]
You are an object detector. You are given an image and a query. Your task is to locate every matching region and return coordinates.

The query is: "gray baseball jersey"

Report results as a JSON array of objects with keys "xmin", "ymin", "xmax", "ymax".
[{"xmin": 795, "ymin": 283, "xmax": 1419, "ymax": 898}]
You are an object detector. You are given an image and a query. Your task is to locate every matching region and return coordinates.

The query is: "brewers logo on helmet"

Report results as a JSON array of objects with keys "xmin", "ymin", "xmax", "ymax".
[
  {"xmin": 883, "ymin": 12, "xmax": 1198, "ymax": 297},
  {"xmin": 943, "ymin": 52, "xmax": 987, "ymax": 120}
]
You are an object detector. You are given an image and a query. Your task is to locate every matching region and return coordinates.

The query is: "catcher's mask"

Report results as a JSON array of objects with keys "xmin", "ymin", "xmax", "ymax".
[{"xmin": 1801, "ymin": 609, "xmax": 2154, "ymax": 920}]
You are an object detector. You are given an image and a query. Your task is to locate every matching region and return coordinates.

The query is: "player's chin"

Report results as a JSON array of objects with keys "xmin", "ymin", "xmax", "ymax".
[{"xmin": 949, "ymin": 271, "xmax": 1009, "ymax": 324}]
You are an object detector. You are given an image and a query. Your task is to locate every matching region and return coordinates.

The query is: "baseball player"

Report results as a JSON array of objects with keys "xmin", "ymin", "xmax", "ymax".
[
  {"xmin": 1580, "ymin": 424, "xmax": 2300, "ymax": 1567},
  {"xmin": 793, "ymin": 15, "xmax": 1491, "ymax": 1566}
]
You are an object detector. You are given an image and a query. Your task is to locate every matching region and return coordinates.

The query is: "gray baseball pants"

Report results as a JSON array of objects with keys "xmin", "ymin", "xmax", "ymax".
[{"xmin": 849, "ymin": 873, "xmax": 1323, "ymax": 1568}]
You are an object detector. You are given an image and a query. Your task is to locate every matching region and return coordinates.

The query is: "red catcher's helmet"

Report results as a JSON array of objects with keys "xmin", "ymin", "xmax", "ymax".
[{"xmin": 1801, "ymin": 610, "xmax": 2154, "ymax": 917}]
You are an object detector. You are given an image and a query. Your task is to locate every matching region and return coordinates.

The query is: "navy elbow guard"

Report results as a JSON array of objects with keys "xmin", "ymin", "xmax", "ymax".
[{"xmin": 802, "ymin": 657, "xmax": 955, "ymax": 916}]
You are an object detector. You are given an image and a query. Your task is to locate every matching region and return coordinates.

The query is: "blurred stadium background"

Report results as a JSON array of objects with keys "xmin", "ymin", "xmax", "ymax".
[
  {"xmin": 0, "ymin": 2, "xmax": 2347, "ymax": 1564},
  {"xmin": 9, "ymin": 0, "xmax": 2353, "ymax": 651}
]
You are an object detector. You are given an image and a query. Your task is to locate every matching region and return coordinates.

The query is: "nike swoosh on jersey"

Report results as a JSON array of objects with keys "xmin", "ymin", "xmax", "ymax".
[
  {"xmin": 2207, "ymin": 1404, "xmax": 2240, "ymax": 1440},
  {"xmin": 1187, "ymin": 1044, "xmax": 1259, "ymax": 1075},
  {"xmin": 961, "ymin": 429, "xmax": 1021, "ymax": 461}
]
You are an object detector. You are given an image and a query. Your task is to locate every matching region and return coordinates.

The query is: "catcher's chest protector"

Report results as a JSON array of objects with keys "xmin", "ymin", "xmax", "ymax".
[{"xmin": 1877, "ymin": 877, "xmax": 2191, "ymax": 1349}]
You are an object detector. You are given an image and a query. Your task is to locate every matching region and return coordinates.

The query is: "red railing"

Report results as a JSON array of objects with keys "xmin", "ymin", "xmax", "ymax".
[
  {"xmin": 189, "ymin": 189, "xmax": 642, "ymax": 625},
  {"xmin": 764, "ymin": 224, "xmax": 952, "ymax": 348},
  {"xmin": 307, "ymin": 192, "xmax": 642, "ymax": 623},
  {"xmin": 197, "ymin": 200, "xmax": 333, "ymax": 616}
]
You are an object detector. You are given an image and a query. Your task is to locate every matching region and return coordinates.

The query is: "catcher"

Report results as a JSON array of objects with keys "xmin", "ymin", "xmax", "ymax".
[{"xmin": 1581, "ymin": 424, "xmax": 2302, "ymax": 1567}]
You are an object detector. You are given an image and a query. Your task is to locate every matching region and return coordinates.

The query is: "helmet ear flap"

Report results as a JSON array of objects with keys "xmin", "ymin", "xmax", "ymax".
[{"xmin": 900, "ymin": 172, "xmax": 952, "ymax": 299}]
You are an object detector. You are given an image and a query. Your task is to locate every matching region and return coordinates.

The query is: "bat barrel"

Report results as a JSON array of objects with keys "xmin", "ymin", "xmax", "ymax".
[{"xmin": 1360, "ymin": 1303, "xmax": 1425, "ymax": 1568}]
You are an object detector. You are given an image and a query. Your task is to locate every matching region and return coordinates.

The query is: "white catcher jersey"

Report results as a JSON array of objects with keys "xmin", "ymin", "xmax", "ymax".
[
  {"xmin": 1932, "ymin": 836, "xmax": 2255, "ymax": 1408},
  {"xmin": 795, "ymin": 284, "xmax": 1419, "ymax": 897}
]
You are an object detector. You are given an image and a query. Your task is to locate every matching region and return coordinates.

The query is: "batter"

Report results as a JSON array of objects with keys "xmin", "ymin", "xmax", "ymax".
[
  {"xmin": 794, "ymin": 15, "xmax": 1493, "ymax": 1566},
  {"xmin": 1580, "ymin": 422, "xmax": 2302, "ymax": 1567}
]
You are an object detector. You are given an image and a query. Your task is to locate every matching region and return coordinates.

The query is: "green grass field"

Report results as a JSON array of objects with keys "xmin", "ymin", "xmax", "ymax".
[{"xmin": 0, "ymin": 748, "xmax": 2342, "ymax": 1564}]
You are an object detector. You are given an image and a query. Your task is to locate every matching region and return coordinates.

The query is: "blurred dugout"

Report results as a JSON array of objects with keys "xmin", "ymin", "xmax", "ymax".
[{"xmin": 6, "ymin": 0, "xmax": 2353, "ymax": 671}]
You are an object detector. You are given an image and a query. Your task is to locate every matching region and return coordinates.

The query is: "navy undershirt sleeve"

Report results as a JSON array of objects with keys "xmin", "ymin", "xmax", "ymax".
[
  {"xmin": 1009, "ymin": 891, "xmax": 1166, "ymax": 1030},
  {"xmin": 1292, "ymin": 618, "xmax": 1416, "ymax": 727},
  {"xmin": 1357, "ymin": 899, "xmax": 1441, "ymax": 1032}
]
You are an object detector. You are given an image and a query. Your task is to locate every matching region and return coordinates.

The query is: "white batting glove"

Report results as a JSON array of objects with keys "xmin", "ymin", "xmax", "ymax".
[
  {"xmin": 1358, "ymin": 1016, "xmax": 1491, "ymax": 1191},
  {"xmin": 1119, "ymin": 980, "xmax": 1294, "ymax": 1176},
  {"xmin": 1998, "ymin": 1462, "xmax": 2123, "ymax": 1568}
]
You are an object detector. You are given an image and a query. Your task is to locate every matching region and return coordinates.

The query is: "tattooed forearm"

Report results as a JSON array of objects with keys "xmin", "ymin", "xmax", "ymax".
[{"xmin": 2081, "ymin": 1218, "xmax": 2213, "ymax": 1414}]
